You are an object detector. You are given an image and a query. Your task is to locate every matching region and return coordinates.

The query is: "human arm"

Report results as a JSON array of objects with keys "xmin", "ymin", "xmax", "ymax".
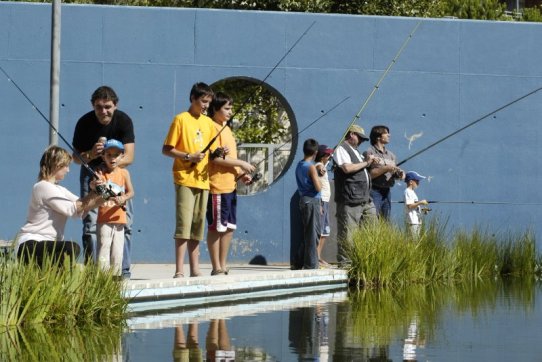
[
  {"xmin": 112, "ymin": 170, "xmax": 134, "ymax": 207},
  {"xmin": 335, "ymin": 146, "xmax": 376, "ymax": 174},
  {"xmin": 161, "ymin": 145, "xmax": 205, "ymax": 163},
  {"xmin": 309, "ymin": 164, "xmax": 322, "ymax": 192},
  {"xmin": 406, "ymin": 199, "xmax": 429, "ymax": 210},
  {"xmin": 212, "ymin": 156, "xmax": 255, "ymax": 175},
  {"xmin": 340, "ymin": 156, "xmax": 376, "ymax": 174}
]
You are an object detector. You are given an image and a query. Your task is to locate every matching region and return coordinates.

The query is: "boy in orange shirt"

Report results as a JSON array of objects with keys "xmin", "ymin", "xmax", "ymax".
[
  {"xmin": 206, "ymin": 92, "xmax": 255, "ymax": 275},
  {"xmin": 96, "ymin": 139, "xmax": 134, "ymax": 276}
]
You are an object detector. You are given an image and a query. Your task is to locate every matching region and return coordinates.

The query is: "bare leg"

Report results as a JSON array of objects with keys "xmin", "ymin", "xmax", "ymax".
[
  {"xmin": 206, "ymin": 230, "xmax": 222, "ymax": 272},
  {"xmin": 317, "ymin": 236, "xmax": 328, "ymax": 264},
  {"xmin": 175, "ymin": 238, "xmax": 187, "ymax": 276},
  {"xmin": 219, "ymin": 229, "xmax": 234, "ymax": 271},
  {"xmin": 218, "ymin": 319, "xmax": 231, "ymax": 350},
  {"xmin": 188, "ymin": 239, "xmax": 201, "ymax": 276},
  {"xmin": 174, "ymin": 326, "xmax": 186, "ymax": 348}
]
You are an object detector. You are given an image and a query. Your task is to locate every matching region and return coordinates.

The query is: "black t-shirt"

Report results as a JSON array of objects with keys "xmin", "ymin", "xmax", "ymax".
[{"xmin": 72, "ymin": 109, "xmax": 135, "ymax": 167}]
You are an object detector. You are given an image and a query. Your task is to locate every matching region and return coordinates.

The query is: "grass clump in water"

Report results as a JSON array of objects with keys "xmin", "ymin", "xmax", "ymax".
[
  {"xmin": 347, "ymin": 218, "xmax": 540, "ymax": 289},
  {"xmin": 0, "ymin": 252, "xmax": 128, "ymax": 327}
]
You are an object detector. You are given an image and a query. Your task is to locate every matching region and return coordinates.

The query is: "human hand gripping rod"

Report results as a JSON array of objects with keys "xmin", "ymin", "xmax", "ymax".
[
  {"xmin": 192, "ymin": 21, "xmax": 316, "ymax": 167},
  {"xmin": 0, "ymin": 65, "xmax": 122, "ymax": 203}
]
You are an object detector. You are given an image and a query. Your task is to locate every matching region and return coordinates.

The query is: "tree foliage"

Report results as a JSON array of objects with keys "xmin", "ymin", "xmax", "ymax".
[
  {"xmin": 25, "ymin": 0, "xmax": 522, "ymax": 22},
  {"xmin": 211, "ymin": 78, "xmax": 291, "ymax": 145}
]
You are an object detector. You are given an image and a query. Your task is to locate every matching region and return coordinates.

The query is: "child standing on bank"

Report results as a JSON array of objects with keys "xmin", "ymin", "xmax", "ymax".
[
  {"xmin": 96, "ymin": 139, "xmax": 134, "ymax": 276},
  {"xmin": 315, "ymin": 144, "xmax": 333, "ymax": 268},
  {"xmin": 404, "ymin": 171, "xmax": 428, "ymax": 237},
  {"xmin": 162, "ymin": 82, "xmax": 218, "ymax": 278},
  {"xmin": 294, "ymin": 139, "xmax": 322, "ymax": 270},
  {"xmin": 206, "ymin": 92, "xmax": 255, "ymax": 276}
]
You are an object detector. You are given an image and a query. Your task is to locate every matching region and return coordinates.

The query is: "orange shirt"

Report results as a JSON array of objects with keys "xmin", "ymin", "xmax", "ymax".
[
  {"xmin": 97, "ymin": 167, "xmax": 129, "ymax": 224},
  {"xmin": 209, "ymin": 122, "xmax": 240, "ymax": 194}
]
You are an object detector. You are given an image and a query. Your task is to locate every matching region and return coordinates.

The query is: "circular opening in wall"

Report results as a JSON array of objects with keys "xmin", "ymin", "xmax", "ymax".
[{"xmin": 211, "ymin": 77, "xmax": 297, "ymax": 196}]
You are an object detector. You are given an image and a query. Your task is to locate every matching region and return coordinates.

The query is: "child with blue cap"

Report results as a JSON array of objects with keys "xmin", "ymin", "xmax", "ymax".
[
  {"xmin": 96, "ymin": 139, "xmax": 134, "ymax": 277},
  {"xmin": 404, "ymin": 171, "xmax": 428, "ymax": 237}
]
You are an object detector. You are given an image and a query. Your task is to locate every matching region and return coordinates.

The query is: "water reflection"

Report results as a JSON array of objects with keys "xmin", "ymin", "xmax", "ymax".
[
  {"xmin": 288, "ymin": 305, "xmax": 329, "ymax": 361},
  {"xmin": 2, "ymin": 279, "xmax": 539, "ymax": 361},
  {"xmin": 0, "ymin": 323, "xmax": 123, "ymax": 361}
]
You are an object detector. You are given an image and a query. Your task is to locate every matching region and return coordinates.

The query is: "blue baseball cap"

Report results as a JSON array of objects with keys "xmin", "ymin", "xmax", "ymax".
[
  {"xmin": 405, "ymin": 171, "xmax": 426, "ymax": 183},
  {"xmin": 103, "ymin": 139, "xmax": 124, "ymax": 152}
]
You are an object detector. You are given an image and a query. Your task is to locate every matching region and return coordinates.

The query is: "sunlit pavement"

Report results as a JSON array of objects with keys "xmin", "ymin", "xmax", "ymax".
[{"xmin": 125, "ymin": 263, "xmax": 348, "ymax": 313}]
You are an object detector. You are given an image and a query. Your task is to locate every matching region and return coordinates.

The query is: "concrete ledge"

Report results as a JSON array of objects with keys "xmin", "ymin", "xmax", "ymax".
[{"xmin": 125, "ymin": 264, "xmax": 348, "ymax": 313}]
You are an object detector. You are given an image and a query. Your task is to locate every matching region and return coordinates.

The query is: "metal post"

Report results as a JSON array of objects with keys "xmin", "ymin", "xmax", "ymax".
[{"xmin": 49, "ymin": 0, "xmax": 61, "ymax": 145}]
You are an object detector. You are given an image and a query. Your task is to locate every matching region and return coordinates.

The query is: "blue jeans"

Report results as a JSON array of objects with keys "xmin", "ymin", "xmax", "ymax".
[
  {"xmin": 80, "ymin": 167, "xmax": 133, "ymax": 278},
  {"xmin": 371, "ymin": 187, "xmax": 391, "ymax": 220},
  {"xmin": 297, "ymin": 196, "xmax": 321, "ymax": 270}
]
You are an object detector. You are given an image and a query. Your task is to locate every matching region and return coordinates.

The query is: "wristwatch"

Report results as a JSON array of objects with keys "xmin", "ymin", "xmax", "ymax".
[{"xmin": 183, "ymin": 153, "xmax": 191, "ymax": 161}]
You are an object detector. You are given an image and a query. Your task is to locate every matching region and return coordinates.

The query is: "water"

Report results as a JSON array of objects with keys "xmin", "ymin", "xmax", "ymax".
[{"xmin": 3, "ymin": 280, "xmax": 542, "ymax": 361}]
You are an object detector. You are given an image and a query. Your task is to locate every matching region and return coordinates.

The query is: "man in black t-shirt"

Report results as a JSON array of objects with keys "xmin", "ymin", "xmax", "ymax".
[{"xmin": 72, "ymin": 86, "xmax": 135, "ymax": 278}]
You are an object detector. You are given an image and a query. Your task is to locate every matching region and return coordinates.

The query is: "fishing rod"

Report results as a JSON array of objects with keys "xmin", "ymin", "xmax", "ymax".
[
  {"xmin": 332, "ymin": 20, "xmax": 422, "ymax": 151},
  {"xmin": 236, "ymin": 96, "xmax": 351, "ymax": 184},
  {"xmin": 395, "ymin": 200, "xmax": 542, "ymax": 206},
  {"xmin": 197, "ymin": 20, "xmax": 317, "ymax": 164},
  {"xmin": 397, "ymin": 86, "xmax": 542, "ymax": 167},
  {"xmin": 0, "ymin": 65, "xmax": 120, "ymax": 202}
]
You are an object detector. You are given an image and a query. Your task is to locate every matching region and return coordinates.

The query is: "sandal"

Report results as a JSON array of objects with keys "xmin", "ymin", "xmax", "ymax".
[
  {"xmin": 190, "ymin": 272, "xmax": 202, "ymax": 277},
  {"xmin": 211, "ymin": 269, "xmax": 225, "ymax": 276},
  {"xmin": 173, "ymin": 272, "xmax": 184, "ymax": 278}
]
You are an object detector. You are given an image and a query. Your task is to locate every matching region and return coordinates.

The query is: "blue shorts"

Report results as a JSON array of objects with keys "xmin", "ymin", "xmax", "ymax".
[
  {"xmin": 206, "ymin": 191, "xmax": 237, "ymax": 232},
  {"xmin": 320, "ymin": 201, "xmax": 331, "ymax": 237}
]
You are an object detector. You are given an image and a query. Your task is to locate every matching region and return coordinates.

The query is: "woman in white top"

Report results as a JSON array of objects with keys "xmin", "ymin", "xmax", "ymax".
[{"xmin": 17, "ymin": 146, "xmax": 105, "ymax": 266}]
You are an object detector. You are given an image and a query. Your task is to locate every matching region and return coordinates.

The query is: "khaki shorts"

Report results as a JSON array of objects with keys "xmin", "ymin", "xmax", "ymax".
[{"xmin": 174, "ymin": 184, "xmax": 209, "ymax": 241}]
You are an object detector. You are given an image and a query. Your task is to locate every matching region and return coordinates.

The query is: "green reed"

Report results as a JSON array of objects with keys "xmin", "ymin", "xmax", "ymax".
[
  {"xmin": 0, "ymin": 252, "xmax": 128, "ymax": 327},
  {"xmin": 347, "ymin": 218, "xmax": 540, "ymax": 289},
  {"xmin": 0, "ymin": 323, "xmax": 123, "ymax": 362},
  {"xmin": 346, "ymin": 279, "xmax": 535, "ymax": 349}
]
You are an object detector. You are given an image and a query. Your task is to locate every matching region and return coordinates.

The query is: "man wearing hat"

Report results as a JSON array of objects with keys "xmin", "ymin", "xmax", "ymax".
[{"xmin": 333, "ymin": 124, "xmax": 378, "ymax": 265}]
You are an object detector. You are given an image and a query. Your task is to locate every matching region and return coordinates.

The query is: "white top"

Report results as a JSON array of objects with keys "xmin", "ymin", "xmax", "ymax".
[
  {"xmin": 16, "ymin": 180, "xmax": 81, "ymax": 251},
  {"xmin": 404, "ymin": 187, "xmax": 421, "ymax": 225},
  {"xmin": 334, "ymin": 142, "xmax": 369, "ymax": 180},
  {"xmin": 315, "ymin": 161, "xmax": 331, "ymax": 202}
]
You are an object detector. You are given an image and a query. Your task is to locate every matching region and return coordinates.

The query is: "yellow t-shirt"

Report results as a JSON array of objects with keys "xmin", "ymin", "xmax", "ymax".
[
  {"xmin": 209, "ymin": 122, "xmax": 240, "ymax": 194},
  {"xmin": 163, "ymin": 111, "xmax": 217, "ymax": 189}
]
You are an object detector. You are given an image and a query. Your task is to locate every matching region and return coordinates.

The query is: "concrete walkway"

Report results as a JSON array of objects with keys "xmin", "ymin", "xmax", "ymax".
[{"xmin": 125, "ymin": 263, "xmax": 348, "ymax": 313}]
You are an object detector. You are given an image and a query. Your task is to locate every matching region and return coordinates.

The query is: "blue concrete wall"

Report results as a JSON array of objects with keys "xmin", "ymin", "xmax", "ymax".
[{"xmin": 2, "ymin": 2, "xmax": 542, "ymax": 263}]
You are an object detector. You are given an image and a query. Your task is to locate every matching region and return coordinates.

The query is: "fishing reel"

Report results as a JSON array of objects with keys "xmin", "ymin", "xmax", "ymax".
[
  {"xmin": 95, "ymin": 183, "xmax": 127, "ymax": 211},
  {"xmin": 210, "ymin": 147, "xmax": 226, "ymax": 160},
  {"xmin": 248, "ymin": 172, "xmax": 262, "ymax": 185},
  {"xmin": 95, "ymin": 184, "xmax": 113, "ymax": 200},
  {"xmin": 421, "ymin": 207, "xmax": 432, "ymax": 215}
]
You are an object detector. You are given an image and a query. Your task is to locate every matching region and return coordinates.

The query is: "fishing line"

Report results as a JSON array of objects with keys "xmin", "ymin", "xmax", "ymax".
[
  {"xmin": 198, "ymin": 20, "xmax": 317, "ymax": 161},
  {"xmin": 394, "ymin": 200, "xmax": 542, "ymax": 206},
  {"xmin": 332, "ymin": 20, "xmax": 423, "ymax": 150},
  {"xmin": 397, "ymin": 86, "xmax": 542, "ymax": 167},
  {"xmin": 0, "ymin": 64, "xmax": 122, "ymax": 201}
]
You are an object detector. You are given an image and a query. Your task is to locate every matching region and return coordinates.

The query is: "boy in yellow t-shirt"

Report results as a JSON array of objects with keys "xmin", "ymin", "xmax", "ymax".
[{"xmin": 162, "ymin": 82, "xmax": 217, "ymax": 278}]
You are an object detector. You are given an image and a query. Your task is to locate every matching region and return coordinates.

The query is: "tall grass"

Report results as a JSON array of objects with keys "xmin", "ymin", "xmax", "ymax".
[
  {"xmin": 0, "ymin": 323, "xmax": 123, "ymax": 361},
  {"xmin": 347, "ymin": 218, "xmax": 540, "ymax": 289},
  {"xmin": 0, "ymin": 253, "xmax": 127, "ymax": 327}
]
